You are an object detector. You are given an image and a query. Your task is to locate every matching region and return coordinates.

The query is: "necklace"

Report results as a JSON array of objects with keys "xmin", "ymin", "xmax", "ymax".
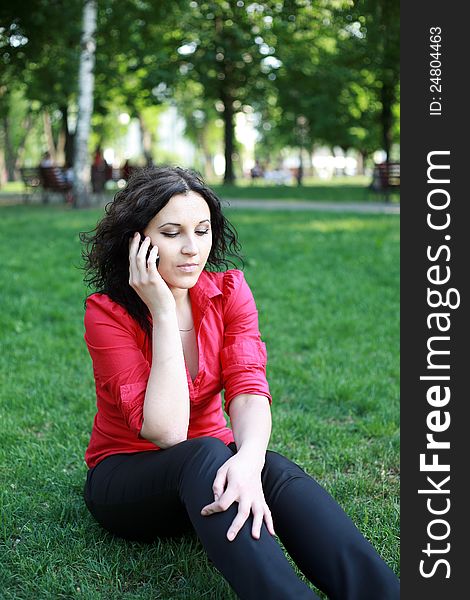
[{"xmin": 179, "ymin": 325, "xmax": 194, "ymax": 332}]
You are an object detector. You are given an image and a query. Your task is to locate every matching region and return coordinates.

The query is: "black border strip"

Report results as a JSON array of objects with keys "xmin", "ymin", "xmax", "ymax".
[{"xmin": 401, "ymin": 2, "xmax": 467, "ymax": 597}]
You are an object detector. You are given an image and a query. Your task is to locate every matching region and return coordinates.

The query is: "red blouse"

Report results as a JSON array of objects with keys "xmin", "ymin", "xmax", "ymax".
[{"xmin": 83, "ymin": 269, "xmax": 272, "ymax": 468}]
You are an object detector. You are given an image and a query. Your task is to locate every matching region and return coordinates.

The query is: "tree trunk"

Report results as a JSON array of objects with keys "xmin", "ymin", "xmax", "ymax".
[
  {"xmin": 43, "ymin": 111, "xmax": 57, "ymax": 161},
  {"xmin": 380, "ymin": 82, "xmax": 393, "ymax": 164},
  {"xmin": 296, "ymin": 148, "xmax": 303, "ymax": 186},
  {"xmin": 0, "ymin": 122, "xmax": 7, "ymax": 185},
  {"xmin": 138, "ymin": 114, "xmax": 154, "ymax": 166},
  {"xmin": 73, "ymin": 0, "xmax": 97, "ymax": 208},
  {"xmin": 0, "ymin": 145, "xmax": 6, "ymax": 187},
  {"xmin": 221, "ymin": 90, "xmax": 235, "ymax": 184},
  {"xmin": 61, "ymin": 104, "xmax": 75, "ymax": 168},
  {"xmin": 57, "ymin": 106, "xmax": 75, "ymax": 165},
  {"xmin": 2, "ymin": 116, "xmax": 17, "ymax": 181},
  {"xmin": 200, "ymin": 133, "xmax": 214, "ymax": 180},
  {"xmin": 357, "ymin": 150, "xmax": 367, "ymax": 175},
  {"xmin": 14, "ymin": 113, "xmax": 33, "ymax": 172}
]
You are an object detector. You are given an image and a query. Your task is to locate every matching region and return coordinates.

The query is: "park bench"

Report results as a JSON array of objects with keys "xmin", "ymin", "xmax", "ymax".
[
  {"xmin": 39, "ymin": 166, "xmax": 73, "ymax": 203},
  {"xmin": 20, "ymin": 166, "xmax": 73, "ymax": 203},
  {"xmin": 368, "ymin": 162, "xmax": 400, "ymax": 202},
  {"xmin": 20, "ymin": 167, "xmax": 42, "ymax": 202}
]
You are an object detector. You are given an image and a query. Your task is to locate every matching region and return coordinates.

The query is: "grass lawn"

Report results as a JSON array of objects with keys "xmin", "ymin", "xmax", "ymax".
[
  {"xmin": 0, "ymin": 204, "xmax": 399, "ymax": 598},
  {"xmin": 210, "ymin": 175, "xmax": 400, "ymax": 203}
]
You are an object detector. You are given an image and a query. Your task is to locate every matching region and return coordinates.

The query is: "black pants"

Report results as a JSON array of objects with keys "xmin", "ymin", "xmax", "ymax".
[{"xmin": 84, "ymin": 436, "xmax": 399, "ymax": 599}]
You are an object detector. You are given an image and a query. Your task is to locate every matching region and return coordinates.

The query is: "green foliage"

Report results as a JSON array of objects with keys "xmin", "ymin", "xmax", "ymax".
[
  {"xmin": 1, "ymin": 0, "xmax": 400, "ymax": 179},
  {"xmin": 0, "ymin": 0, "xmax": 82, "ymax": 109},
  {"xmin": 0, "ymin": 204, "xmax": 399, "ymax": 597},
  {"xmin": 257, "ymin": 0, "xmax": 399, "ymax": 158}
]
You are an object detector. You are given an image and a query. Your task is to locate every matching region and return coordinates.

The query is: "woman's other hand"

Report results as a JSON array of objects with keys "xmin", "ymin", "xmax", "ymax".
[
  {"xmin": 200, "ymin": 452, "xmax": 275, "ymax": 542},
  {"xmin": 129, "ymin": 232, "xmax": 176, "ymax": 315}
]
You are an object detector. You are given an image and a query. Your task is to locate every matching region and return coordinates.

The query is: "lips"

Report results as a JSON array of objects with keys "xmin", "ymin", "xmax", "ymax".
[{"xmin": 177, "ymin": 264, "xmax": 199, "ymax": 272}]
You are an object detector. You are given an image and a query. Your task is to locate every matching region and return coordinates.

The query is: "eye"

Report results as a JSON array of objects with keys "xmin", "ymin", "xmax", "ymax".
[{"xmin": 161, "ymin": 230, "xmax": 210, "ymax": 238}]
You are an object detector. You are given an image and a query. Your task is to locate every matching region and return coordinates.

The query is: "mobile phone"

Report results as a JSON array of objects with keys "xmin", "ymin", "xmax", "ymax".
[{"xmin": 139, "ymin": 233, "xmax": 159, "ymax": 267}]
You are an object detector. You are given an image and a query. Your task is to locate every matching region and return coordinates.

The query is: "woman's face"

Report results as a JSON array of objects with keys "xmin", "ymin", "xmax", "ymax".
[{"xmin": 143, "ymin": 191, "xmax": 213, "ymax": 291}]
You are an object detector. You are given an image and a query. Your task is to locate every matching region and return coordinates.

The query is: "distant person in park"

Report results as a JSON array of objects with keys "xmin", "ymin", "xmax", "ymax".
[
  {"xmin": 80, "ymin": 166, "xmax": 400, "ymax": 599},
  {"xmin": 122, "ymin": 158, "xmax": 132, "ymax": 181},
  {"xmin": 39, "ymin": 151, "xmax": 70, "ymax": 190},
  {"xmin": 91, "ymin": 146, "xmax": 109, "ymax": 193},
  {"xmin": 64, "ymin": 160, "xmax": 74, "ymax": 184},
  {"xmin": 39, "ymin": 151, "xmax": 53, "ymax": 167},
  {"xmin": 250, "ymin": 159, "xmax": 264, "ymax": 181}
]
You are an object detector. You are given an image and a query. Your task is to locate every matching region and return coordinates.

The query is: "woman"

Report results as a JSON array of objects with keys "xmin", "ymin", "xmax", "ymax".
[{"xmin": 81, "ymin": 166, "xmax": 399, "ymax": 599}]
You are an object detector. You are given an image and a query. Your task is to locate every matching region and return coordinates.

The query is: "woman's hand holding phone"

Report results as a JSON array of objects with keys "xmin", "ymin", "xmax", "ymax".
[{"xmin": 128, "ymin": 232, "xmax": 175, "ymax": 315}]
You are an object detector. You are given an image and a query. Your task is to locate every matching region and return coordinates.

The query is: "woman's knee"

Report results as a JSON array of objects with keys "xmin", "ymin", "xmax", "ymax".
[
  {"xmin": 180, "ymin": 437, "xmax": 232, "ymax": 478},
  {"xmin": 176, "ymin": 437, "xmax": 233, "ymax": 505},
  {"xmin": 264, "ymin": 450, "xmax": 307, "ymax": 480},
  {"xmin": 185, "ymin": 436, "xmax": 232, "ymax": 460},
  {"xmin": 262, "ymin": 451, "xmax": 311, "ymax": 502}
]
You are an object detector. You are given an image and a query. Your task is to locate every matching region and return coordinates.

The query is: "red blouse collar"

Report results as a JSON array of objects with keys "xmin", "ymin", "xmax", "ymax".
[{"xmin": 189, "ymin": 270, "xmax": 223, "ymax": 305}]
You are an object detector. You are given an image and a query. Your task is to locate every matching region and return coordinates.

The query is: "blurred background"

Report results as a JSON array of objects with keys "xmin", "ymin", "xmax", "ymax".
[{"xmin": 0, "ymin": 0, "xmax": 399, "ymax": 204}]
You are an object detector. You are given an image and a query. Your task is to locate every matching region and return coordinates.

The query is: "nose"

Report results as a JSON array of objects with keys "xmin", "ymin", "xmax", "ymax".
[{"xmin": 181, "ymin": 234, "xmax": 198, "ymax": 256}]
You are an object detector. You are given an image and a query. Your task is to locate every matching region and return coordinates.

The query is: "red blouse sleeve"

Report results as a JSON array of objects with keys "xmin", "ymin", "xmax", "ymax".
[
  {"xmin": 84, "ymin": 294, "xmax": 149, "ymax": 436},
  {"xmin": 220, "ymin": 270, "xmax": 272, "ymax": 413}
]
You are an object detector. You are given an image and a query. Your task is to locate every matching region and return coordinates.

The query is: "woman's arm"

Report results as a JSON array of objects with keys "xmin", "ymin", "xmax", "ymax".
[
  {"xmin": 229, "ymin": 393, "xmax": 272, "ymax": 468},
  {"xmin": 201, "ymin": 393, "xmax": 275, "ymax": 541},
  {"xmin": 129, "ymin": 233, "xmax": 190, "ymax": 447},
  {"xmin": 201, "ymin": 271, "xmax": 274, "ymax": 540},
  {"xmin": 140, "ymin": 310, "xmax": 190, "ymax": 448}
]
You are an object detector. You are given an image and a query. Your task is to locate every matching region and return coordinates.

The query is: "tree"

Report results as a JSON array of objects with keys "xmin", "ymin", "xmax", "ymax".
[
  {"xmin": 0, "ymin": 0, "xmax": 83, "ymax": 171},
  {"xmin": 90, "ymin": 0, "xmax": 186, "ymax": 165},
  {"xmin": 173, "ymin": 81, "xmax": 223, "ymax": 179},
  {"xmin": 0, "ymin": 87, "xmax": 40, "ymax": 182},
  {"xmin": 169, "ymin": 0, "xmax": 287, "ymax": 183},
  {"xmin": 73, "ymin": 0, "xmax": 97, "ymax": 208},
  {"xmin": 0, "ymin": 0, "xmax": 183, "ymax": 176},
  {"xmin": 356, "ymin": 0, "xmax": 400, "ymax": 163},
  {"xmin": 256, "ymin": 0, "xmax": 399, "ymax": 178},
  {"xmin": 254, "ymin": 1, "xmax": 353, "ymax": 183}
]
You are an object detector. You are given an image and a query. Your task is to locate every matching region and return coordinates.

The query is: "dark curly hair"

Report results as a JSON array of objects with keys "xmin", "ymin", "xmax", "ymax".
[{"xmin": 80, "ymin": 166, "xmax": 244, "ymax": 336}]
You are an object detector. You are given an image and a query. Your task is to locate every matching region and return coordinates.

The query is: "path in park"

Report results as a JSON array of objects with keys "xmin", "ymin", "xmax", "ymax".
[
  {"xmin": 222, "ymin": 199, "xmax": 399, "ymax": 214},
  {"xmin": 0, "ymin": 194, "xmax": 399, "ymax": 214}
]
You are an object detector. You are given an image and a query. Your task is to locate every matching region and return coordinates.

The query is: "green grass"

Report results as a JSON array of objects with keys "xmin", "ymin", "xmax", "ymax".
[
  {"xmin": 210, "ymin": 175, "xmax": 400, "ymax": 203},
  {"xmin": 0, "ymin": 204, "xmax": 399, "ymax": 598},
  {"xmin": 0, "ymin": 181, "xmax": 24, "ymax": 194}
]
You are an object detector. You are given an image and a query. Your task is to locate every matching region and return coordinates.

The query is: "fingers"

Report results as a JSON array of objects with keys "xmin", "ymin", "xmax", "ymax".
[
  {"xmin": 129, "ymin": 233, "xmax": 159, "ymax": 280},
  {"xmin": 128, "ymin": 232, "xmax": 140, "ymax": 276},
  {"xmin": 201, "ymin": 498, "xmax": 275, "ymax": 542},
  {"xmin": 239, "ymin": 503, "xmax": 275, "ymax": 541},
  {"xmin": 136, "ymin": 236, "xmax": 151, "ymax": 269},
  {"xmin": 263, "ymin": 506, "xmax": 276, "ymax": 537},
  {"xmin": 200, "ymin": 465, "xmax": 226, "ymax": 514},
  {"xmin": 226, "ymin": 503, "xmax": 251, "ymax": 541},
  {"xmin": 146, "ymin": 245, "xmax": 160, "ymax": 272},
  {"xmin": 251, "ymin": 507, "xmax": 264, "ymax": 540},
  {"xmin": 233, "ymin": 503, "xmax": 273, "ymax": 541},
  {"xmin": 129, "ymin": 232, "xmax": 147, "ymax": 273},
  {"xmin": 201, "ymin": 487, "xmax": 236, "ymax": 516},
  {"xmin": 212, "ymin": 468, "xmax": 227, "ymax": 502}
]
